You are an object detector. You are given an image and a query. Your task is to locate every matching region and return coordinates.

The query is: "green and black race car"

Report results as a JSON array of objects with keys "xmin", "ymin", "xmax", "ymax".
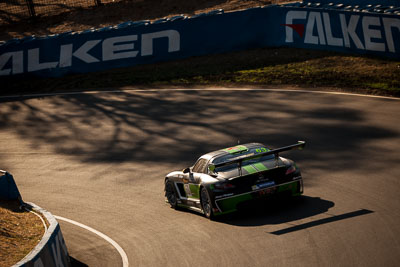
[{"xmin": 164, "ymin": 141, "xmax": 305, "ymax": 219}]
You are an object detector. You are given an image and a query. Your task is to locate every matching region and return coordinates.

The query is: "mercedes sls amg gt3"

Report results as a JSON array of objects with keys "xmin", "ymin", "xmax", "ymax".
[{"xmin": 164, "ymin": 141, "xmax": 305, "ymax": 219}]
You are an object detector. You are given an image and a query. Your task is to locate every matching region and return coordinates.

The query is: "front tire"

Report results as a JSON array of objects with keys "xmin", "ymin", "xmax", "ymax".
[
  {"xmin": 165, "ymin": 179, "xmax": 178, "ymax": 209},
  {"xmin": 200, "ymin": 187, "xmax": 214, "ymax": 220}
]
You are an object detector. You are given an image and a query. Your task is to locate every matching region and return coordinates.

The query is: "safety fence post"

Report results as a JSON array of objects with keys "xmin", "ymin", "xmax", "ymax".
[{"xmin": 25, "ymin": 0, "xmax": 36, "ymax": 18}]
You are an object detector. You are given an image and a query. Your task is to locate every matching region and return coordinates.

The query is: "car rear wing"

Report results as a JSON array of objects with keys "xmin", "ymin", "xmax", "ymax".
[{"xmin": 209, "ymin": 141, "xmax": 306, "ymax": 174}]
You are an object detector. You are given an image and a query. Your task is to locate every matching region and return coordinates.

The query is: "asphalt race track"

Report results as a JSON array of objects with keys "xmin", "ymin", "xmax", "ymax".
[{"xmin": 1, "ymin": 88, "xmax": 399, "ymax": 266}]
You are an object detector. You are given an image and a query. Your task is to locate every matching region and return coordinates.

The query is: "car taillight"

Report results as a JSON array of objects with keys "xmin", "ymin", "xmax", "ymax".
[
  {"xmin": 214, "ymin": 182, "xmax": 235, "ymax": 190},
  {"xmin": 285, "ymin": 165, "xmax": 297, "ymax": 175}
]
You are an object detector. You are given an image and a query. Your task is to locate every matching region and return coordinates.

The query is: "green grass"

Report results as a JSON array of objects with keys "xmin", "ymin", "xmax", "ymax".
[{"xmin": 2, "ymin": 47, "xmax": 400, "ymax": 97}]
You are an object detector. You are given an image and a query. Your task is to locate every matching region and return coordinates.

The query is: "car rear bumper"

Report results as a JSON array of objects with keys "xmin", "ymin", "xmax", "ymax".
[{"xmin": 213, "ymin": 179, "xmax": 303, "ymax": 216}]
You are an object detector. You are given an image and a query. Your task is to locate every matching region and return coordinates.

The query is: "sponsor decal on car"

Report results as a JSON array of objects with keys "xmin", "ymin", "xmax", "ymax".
[
  {"xmin": 255, "ymin": 172, "xmax": 270, "ymax": 183},
  {"xmin": 258, "ymin": 187, "xmax": 276, "ymax": 196},
  {"xmin": 252, "ymin": 181, "xmax": 275, "ymax": 191},
  {"xmin": 222, "ymin": 145, "xmax": 248, "ymax": 154}
]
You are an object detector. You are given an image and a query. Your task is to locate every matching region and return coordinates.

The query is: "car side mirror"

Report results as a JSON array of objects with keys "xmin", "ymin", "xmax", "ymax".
[
  {"xmin": 183, "ymin": 167, "xmax": 191, "ymax": 173},
  {"xmin": 208, "ymin": 164, "xmax": 217, "ymax": 177}
]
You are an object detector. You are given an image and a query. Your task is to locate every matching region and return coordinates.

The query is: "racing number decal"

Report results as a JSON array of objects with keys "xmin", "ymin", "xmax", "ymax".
[{"xmin": 256, "ymin": 147, "xmax": 268, "ymax": 153}]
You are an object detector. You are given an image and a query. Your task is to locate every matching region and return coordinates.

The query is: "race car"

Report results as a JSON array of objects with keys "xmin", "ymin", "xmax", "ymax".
[{"xmin": 164, "ymin": 141, "xmax": 305, "ymax": 219}]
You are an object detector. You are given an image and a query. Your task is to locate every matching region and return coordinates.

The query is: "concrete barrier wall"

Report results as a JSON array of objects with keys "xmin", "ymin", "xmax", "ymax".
[
  {"xmin": 14, "ymin": 202, "xmax": 71, "ymax": 267},
  {"xmin": 0, "ymin": 1, "xmax": 399, "ymax": 79},
  {"xmin": 1, "ymin": 171, "xmax": 70, "ymax": 267},
  {"xmin": 0, "ymin": 171, "xmax": 22, "ymax": 200}
]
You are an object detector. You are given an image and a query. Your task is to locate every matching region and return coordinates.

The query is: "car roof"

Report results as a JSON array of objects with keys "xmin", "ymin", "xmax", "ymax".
[{"xmin": 200, "ymin": 143, "xmax": 266, "ymax": 162}]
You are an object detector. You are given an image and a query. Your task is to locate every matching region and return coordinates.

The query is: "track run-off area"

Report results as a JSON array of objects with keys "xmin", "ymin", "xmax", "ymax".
[{"xmin": 1, "ymin": 88, "xmax": 399, "ymax": 266}]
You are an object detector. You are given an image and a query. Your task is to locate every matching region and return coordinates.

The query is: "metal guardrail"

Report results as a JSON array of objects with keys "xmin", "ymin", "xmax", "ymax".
[{"xmin": 0, "ymin": 0, "xmax": 123, "ymax": 25}]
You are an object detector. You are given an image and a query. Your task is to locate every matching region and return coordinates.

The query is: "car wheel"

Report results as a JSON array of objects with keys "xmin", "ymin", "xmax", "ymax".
[
  {"xmin": 200, "ymin": 187, "xmax": 214, "ymax": 220},
  {"xmin": 165, "ymin": 179, "xmax": 178, "ymax": 209}
]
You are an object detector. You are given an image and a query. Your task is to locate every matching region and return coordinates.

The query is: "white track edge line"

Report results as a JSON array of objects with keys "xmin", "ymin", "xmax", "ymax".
[
  {"xmin": 54, "ymin": 215, "xmax": 129, "ymax": 267},
  {"xmin": 1, "ymin": 88, "xmax": 399, "ymax": 100},
  {"xmin": 27, "ymin": 208, "xmax": 48, "ymax": 233}
]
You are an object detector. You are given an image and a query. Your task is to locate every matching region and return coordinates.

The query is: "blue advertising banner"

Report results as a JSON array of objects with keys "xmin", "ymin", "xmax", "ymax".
[
  {"xmin": 268, "ymin": 6, "xmax": 400, "ymax": 57},
  {"xmin": 0, "ymin": 3, "xmax": 399, "ymax": 78},
  {"xmin": 0, "ymin": 9, "xmax": 269, "ymax": 78}
]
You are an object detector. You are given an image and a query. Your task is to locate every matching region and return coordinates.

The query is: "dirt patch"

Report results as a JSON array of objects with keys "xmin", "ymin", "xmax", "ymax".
[
  {"xmin": 0, "ymin": 0, "xmax": 290, "ymax": 41},
  {"xmin": 0, "ymin": 200, "xmax": 46, "ymax": 267}
]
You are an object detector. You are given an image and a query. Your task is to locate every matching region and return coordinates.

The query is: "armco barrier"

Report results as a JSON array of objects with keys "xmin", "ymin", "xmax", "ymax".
[
  {"xmin": 14, "ymin": 202, "xmax": 71, "ymax": 267},
  {"xmin": 0, "ymin": 1, "xmax": 399, "ymax": 78}
]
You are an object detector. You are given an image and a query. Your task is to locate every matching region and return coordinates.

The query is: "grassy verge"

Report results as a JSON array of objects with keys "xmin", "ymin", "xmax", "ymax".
[
  {"xmin": 0, "ymin": 200, "xmax": 46, "ymax": 267},
  {"xmin": 2, "ymin": 47, "xmax": 400, "ymax": 97}
]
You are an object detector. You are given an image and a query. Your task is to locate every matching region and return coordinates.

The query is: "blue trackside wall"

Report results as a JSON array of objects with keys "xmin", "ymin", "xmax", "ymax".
[
  {"xmin": 268, "ymin": 5, "xmax": 400, "ymax": 55},
  {"xmin": 0, "ymin": 1, "xmax": 399, "ymax": 78}
]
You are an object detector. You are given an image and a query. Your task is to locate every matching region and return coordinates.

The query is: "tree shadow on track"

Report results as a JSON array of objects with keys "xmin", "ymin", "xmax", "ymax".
[{"xmin": 0, "ymin": 90, "xmax": 398, "ymax": 178}]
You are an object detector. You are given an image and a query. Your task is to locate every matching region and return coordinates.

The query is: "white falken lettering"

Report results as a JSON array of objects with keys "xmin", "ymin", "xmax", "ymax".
[
  {"xmin": 383, "ymin": 17, "xmax": 400, "ymax": 53},
  {"xmin": 102, "ymin": 35, "xmax": 138, "ymax": 61},
  {"xmin": 323, "ymin": 13, "xmax": 343, "ymax": 46},
  {"xmin": 28, "ymin": 48, "xmax": 58, "ymax": 72},
  {"xmin": 0, "ymin": 29, "xmax": 181, "ymax": 76},
  {"xmin": 285, "ymin": 11, "xmax": 400, "ymax": 53},
  {"xmin": 340, "ymin": 14, "xmax": 365, "ymax": 49},
  {"xmin": 285, "ymin": 11, "xmax": 307, "ymax": 42},
  {"xmin": 0, "ymin": 51, "xmax": 23, "ymax": 75},
  {"xmin": 363, "ymin": 16, "xmax": 385, "ymax": 52},
  {"xmin": 305, "ymin": 12, "xmax": 326, "ymax": 45},
  {"xmin": 141, "ymin": 30, "xmax": 180, "ymax": 56}
]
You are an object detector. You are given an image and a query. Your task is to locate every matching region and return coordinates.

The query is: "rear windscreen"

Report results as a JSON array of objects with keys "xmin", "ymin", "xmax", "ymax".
[{"xmin": 213, "ymin": 147, "xmax": 274, "ymax": 173}]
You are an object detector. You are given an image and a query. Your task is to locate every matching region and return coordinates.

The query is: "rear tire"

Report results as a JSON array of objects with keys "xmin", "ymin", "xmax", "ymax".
[
  {"xmin": 165, "ymin": 179, "xmax": 178, "ymax": 209},
  {"xmin": 200, "ymin": 187, "xmax": 214, "ymax": 220}
]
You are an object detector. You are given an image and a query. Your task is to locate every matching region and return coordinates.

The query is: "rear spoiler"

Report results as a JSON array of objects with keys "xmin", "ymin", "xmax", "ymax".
[{"xmin": 209, "ymin": 141, "xmax": 306, "ymax": 173}]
